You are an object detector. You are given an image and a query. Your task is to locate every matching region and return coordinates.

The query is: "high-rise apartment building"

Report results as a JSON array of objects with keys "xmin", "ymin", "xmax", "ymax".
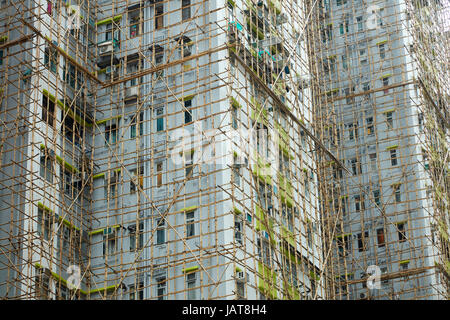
[
  {"xmin": 0, "ymin": 0, "xmax": 330, "ymax": 300},
  {"xmin": 307, "ymin": 0, "xmax": 449, "ymax": 299},
  {"xmin": 0, "ymin": 0, "xmax": 448, "ymax": 300}
]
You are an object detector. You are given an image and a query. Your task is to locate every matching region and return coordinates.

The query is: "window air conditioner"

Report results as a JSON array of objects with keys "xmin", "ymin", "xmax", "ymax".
[
  {"xmin": 126, "ymin": 86, "xmax": 138, "ymax": 98},
  {"xmin": 99, "ymin": 41, "xmax": 113, "ymax": 54}
]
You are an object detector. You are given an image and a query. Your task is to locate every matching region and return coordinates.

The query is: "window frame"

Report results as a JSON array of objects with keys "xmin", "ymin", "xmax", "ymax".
[
  {"xmin": 186, "ymin": 210, "xmax": 195, "ymax": 238},
  {"xmin": 376, "ymin": 228, "xmax": 385, "ymax": 247}
]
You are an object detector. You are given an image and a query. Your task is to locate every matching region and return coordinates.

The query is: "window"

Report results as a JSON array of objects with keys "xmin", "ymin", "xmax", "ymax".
[
  {"xmin": 378, "ymin": 8, "xmax": 384, "ymax": 27},
  {"xmin": 184, "ymin": 99, "xmax": 193, "ymax": 124},
  {"xmin": 130, "ymin": 115, "xmax": 137, "ymax": 139},
  {"xmin": 373, "ymin": 189, "xmax": 381, "ymax": 206},
  {"xmin": 155, "ymin": 4, "xmax": 164, "ymax": 30},
  {"xmin": 105, "ymin": 23, "xmax": 113, "ymax": 41},
  {"xmin": 348, "ymin": 123, "xmax": 358, "ymax": 140},
  {"xmin": 257, "ymin": 238, "xmax": 272, "ymax": 266},
  {"xmin": 129, "ymin": 222, "xmax": 144, "ymax": 251},
  {"xmin": 356, "ymin": 16, "xmax": 363, "ymax": 31},
  {"xmin": 393, "ymin": 184, "xmax": 401, "ymax": 202},
  {"xmin": 61, "ymin": 225, "xmax": 70, "ymax": 253},
  {"xmin": 44, "ymin": 46, "xmax": 58, "ymax": 73},
  {"xmin": 282, "ymin": 204, "xmax": 295, "ymax": 232},
  {"xmin": 129, "ymin": 281, "xmax": 144, "ymax": 300},
  {"xmin": 390, "ymin": 149, "xmax": 398, "ymax": 166},
  {"xmin": 0, "ymin": 49, "xmax": 3, "ymax": 65},
  {"xmin": 307, "ymin": 222, "xmax": 314, "ymax": 247},
  {"xmin": 129, "ymin": 10, "xmax": 141, "ymax": 38},
  {"xmin": 382, "ymin": 77, "xmax": 389, "ymax": 87},
  {"xmin": 138, "ymin": 112, "xmax": 144, "ymax": 136},
  {"xmin": 46, "ymin": 1, "xmax": 52, "ymax": 14},
  {"xmin": 64, "ymin": 62, "xmax": 80, "ymax": 89},
  {"xmin": 231, "ymin": 107, "xmax": 239, "ymax": 129},
  {"xmin": 377, "ymin": 228, "xmax": 385, "ymax": 247},
  {"xmin": 232, "ymin": 155, "xmax": 241, "ymax": 186},
  {"xmin": 37, "ymin": 208, "xmax": 52, "ymax": 241},
  {"xmin": 236, "ymin": 280, "xmax": 245, "ymax": 299},
  {"xmin": 350, "ymin": 158, "xmax": 362, "ymax": 175},
  {"xmin": 106, "ymin": 170, "xmax": 120, "ymax": 198},
  {"xmin": 400, "ymin": 261, "xmax": 409, "ymax": 270},
  {"xmin": 185, "ymin": 151, "xmax": 194, "ymax": 177},
  {"xmin": 418, "ymin": 112, "xmax": 424, "ymax": 130},
  {"xmin": 379, "ymin": 44, "xmax": 385, "ymax": 59},
  {"xmin": 397, "ymin": 223, "xmax": 407, "ymax": 242},
  {"xmin": 156, "ymin": 219, "xmax": 165, "ymax": 245},
  {"xmin": 186, "ymin": 211, "xmax": 195, "ymax": 238},
  {"xmin": 369, "ymin": 153, "xmax": 377, "ymax": 171},
  {"xmin": 40, "ymin": 150, "xmax": 54, "ymax": 183},
  {"xmin": 35, "ymin": 268, "xmax": 51, "ymax": 300},
  {"xmin": 131, "ymin": 112, "xmax": 144, "ymax": 138},
  {"xmin": 156, "ymin": 277, "xmax": 166, "ymax": 300},
  {"xmin": 343, "ymin": 87, "xmax": 353, "ymax": 104},
  {"xmin": 363, "ymin": 82, "xmax": 370, "ymax": 91},
  {"xmin": 155, "ymin": 107, "xmax": 164, "ymax": 132},
  {"xmin": 366, "ymin": 117, "xmax": 374, "ymax": 135},
  {"xmin": 355, "ymin": 194, "xmax": 365, "ymax": 212},
  {"xmin": 340, "ymin": 197, "xmax": 348, "ymax": 215},
  {"xmin": 322, "ymin": 24, "xmax": 332, "ymax": 43},
  {"xmin": 186, "ymin": 272, "xmax": 197, "ymax": 299},
  {"xmin": 156, "ymin": 53, "xmax": 164, "ymax": 65},
  {"xmin": 105, "ymin": 123, "xmax": 118, "ymax": 145},
  {"xmin": 337, "ymin": 235, "xmax": 350, "ymax": 257},
  {"xmin": 339, "ymin": 19, "xmax": 349, "ymax": 35},
  {"xmin": 130, "ymin": 169, "xmax": 137, "ymax": 194},
  {"xmin": 256, "ymin": 182, "xmax": 271, "ymax": 210},
  {"xmin": 103, "ymin": 232, "xmax": 117, "ymax": 257},
  {"xmin": 42, "ymin": 95, "xmax": 55, "ymax": 127},
  {"xmin": 235, "ymin": 218, "xmax": 243, "ymax": 244},
  {"xmin": 61, "ymin": 169, "xmax": 73, "ymax": 196},
  {"xmin": 357, "ymin": 231, "xmax": 369, "ymax": 252},
  {"xmin": 182, "ymin": 0, "xmax": 191, "ymax": 21},
  {"xmin": 156, "ymin": 162, "xmax": 163, "ymax": 187},
  {"xmin": 385, "ymin": 111, "xmax": 394, "ymax": 128},
  {"xmin": 55, "ymin": 284, "xmax": 69, "ymax": 300},
  {"xmin": 333, "ymin": 166, "xmax": 343, "ymax": 180},
  {"xmin": 341, "ymin": 55, "xmax": 348, "ymax": 70}
]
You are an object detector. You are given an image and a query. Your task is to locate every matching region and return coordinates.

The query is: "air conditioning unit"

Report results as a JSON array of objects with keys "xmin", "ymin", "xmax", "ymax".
[
  {"xmin": 98, "ymin": 41, "xmax": 114, "ymax": 55},
  {"xmin": 126, "ymin": 86, "xmax": 138, "ymax": 98}
]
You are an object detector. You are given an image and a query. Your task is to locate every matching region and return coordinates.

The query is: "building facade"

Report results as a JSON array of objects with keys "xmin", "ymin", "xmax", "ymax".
[
  {"xmin": 0, "ymin": 0, "xmax": 330, "ymax": 300},
  {"xmin": 307, "ymin": 0, "xmax": 449, "ymax": 299}
]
